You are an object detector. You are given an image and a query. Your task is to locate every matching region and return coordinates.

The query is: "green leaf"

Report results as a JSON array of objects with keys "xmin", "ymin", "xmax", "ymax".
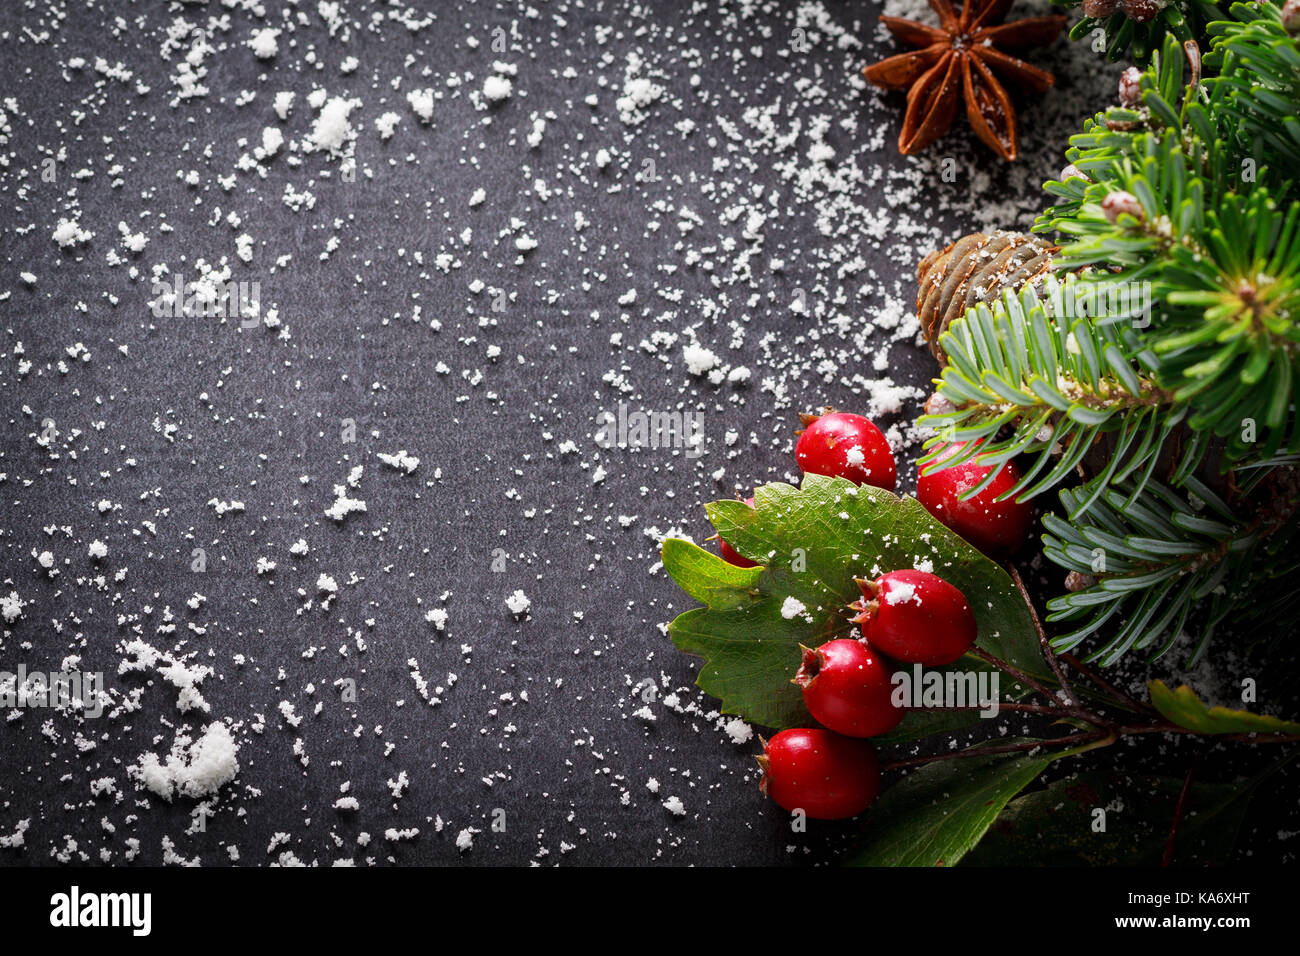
[
  {"xmin": 659, "ymin": 537, "xmax": 762, "ymax": 608},
  {"xmin": 1149, "ymin": 680, "xmax": 1300, "ymax": 735},
  {"xmin": 847, "ymin": 741, "xmax": 1090, "ymax": 867},
  {"xmin": 661, "ymin": 475, "xmax": 1045, "ymax": 732},
  {"xmin": 964, "ymin": 769, "xmax": 1257, "ymax": 866}
]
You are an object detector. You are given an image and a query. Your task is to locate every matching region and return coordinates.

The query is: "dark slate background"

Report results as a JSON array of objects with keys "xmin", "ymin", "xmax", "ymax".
[{"xmin": 0, "ymin": 0, "xmax": 1293, "ymax": 867}]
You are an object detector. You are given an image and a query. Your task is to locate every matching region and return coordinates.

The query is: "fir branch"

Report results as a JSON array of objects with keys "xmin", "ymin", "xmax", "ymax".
[
  {"xmin": 1206, "ymin": 2, "xmax": 1300, "ymax": 167},
  {"xmin": 919, "ymin": 277, "xmax": 1185, "ymax": 512},
  {"xmin": 1049, "ymin": 176, "xmax": 1300, "ymax": 463},
  {"xmin": 1041, "ymin": 23, "xmax": 1299, "ymax": 226},
  {"xmin": 921, "ymin": 15, "xmax": 1300, "ymax": 672},
  {"xmin": 1042, "ymin": 474, "xmax": 1264, "ymax": 665},
  {"xmin": 1059, "ymin": 0, "xmax": 1226, "ymax": 66},
  {"xmin": 1035, "ymin": 31, "xmax": 1300, "ymax": 467}
]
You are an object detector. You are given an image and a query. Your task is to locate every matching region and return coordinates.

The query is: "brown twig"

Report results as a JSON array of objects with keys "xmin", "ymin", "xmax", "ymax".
[
  {"xmin": 970, "ymin": 646, "xmax": 1063, "ymax": 709},
  {"xmin": 880, "ymin": 723, "xmax": 1298, "ymax": 774},
  {"xmin": 917, "ymin": 703, "xmax": 1063, "ymax": 716},
  {"xmin": 1162, "ymin": 759, "xmax": 1199, "ymax": 867},
  {"xmin": 1059, "ymin": 652, "xmax": 1154, "ymax": 715},
  {"xmin": 1007, "ymin": 563, "xmax": 1075, "ymax": 706},
  {"xmin": 1111, "ymin": 723, "xmax": 1300, "ymax": 744},
  {"xmin": 880, "ymin": 731, "xmax": 1112, "ymax": 772}
]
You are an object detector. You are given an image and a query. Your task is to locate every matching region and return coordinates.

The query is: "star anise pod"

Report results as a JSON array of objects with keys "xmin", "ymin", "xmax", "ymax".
[{"xmin": 863, "ymin": 0, "xmax": 1067, "ymax": 161}]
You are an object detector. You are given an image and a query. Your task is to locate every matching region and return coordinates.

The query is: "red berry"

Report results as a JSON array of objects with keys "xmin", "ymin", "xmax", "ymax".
[
  {"xmin": 917, "ymin": 443, "xmax": 1034, "ymax": 559},
  {"xmin": 757, "ymin": 728, "xmax": 880, "ymax": 820},
  {"xmin": 795, "ymin": 412, "xmax": 896, "ymax": 490},
  {"xmin": 718, "ymin": 497, "xmax": 758, "ymax": 568},
  {"xmin": 851, "ymin": 569, "xmax": 977, "ymax": 666},
  {"xmin": 794, "ymin": 639, "xmax": 903, "ymax": 738}
]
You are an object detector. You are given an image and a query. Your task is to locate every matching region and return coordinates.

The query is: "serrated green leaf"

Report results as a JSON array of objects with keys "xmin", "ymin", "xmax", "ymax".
[
  {"xmin": 1149, "ymin": 680, "xmax": 1300, "ymax": 735},
  {"xmin": 662, "ymin": 474, "xmax": 1045, "ymax": 732},
  {"xmin": 667, "ymin": 605, "xmax": 826, "ymax": 729}
]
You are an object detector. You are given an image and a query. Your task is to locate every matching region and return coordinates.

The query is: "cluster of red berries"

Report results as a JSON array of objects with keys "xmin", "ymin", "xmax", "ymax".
[
  {"xmin": 761, "ymin": 568, "xmax": 977, "ymax": 820},
  {"xmin": 717, "ymin": 411, "xmax": 1032, "ymax": 565},
  {"xmin": 716, "ymin": 410, "xmax": 1035, "ymax": 820}
]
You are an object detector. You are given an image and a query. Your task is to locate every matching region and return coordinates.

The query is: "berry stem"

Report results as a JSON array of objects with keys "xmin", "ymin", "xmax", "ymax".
[
  {"xmin": 1005, "ymin": 561, "xmax": 1150, "ymax": 721},
  {"xmin": 1162, "ymin": 756, "xmax": 1200, "ymax": 867},
  {"xmin": 880, "ymin": 723, "xmax": 1299, "ymax": 774},
  {"xmin": 1113, "ymin": 723, "xmax": 1300, "ymax": 744},
  {"xmin": 917, "ymin": 703, "xmax": 1064, "ymax": 716},
  {"xmin": 969, "ymin": 646, "xmax": 1067, "ymax": 711},
  {"xmin": 968, "ymin": 644, "xmax": 1121, "ymax": 731},
  {"xmin": 1006, "ymin": 563, "xmax": 1075, "ymax": 706},
  {"xmin": 1059, "ymin": 652, "xmax": 1154, "ymax": 716},
  {"xmin": 879, "ymin": 730, "xmax": 1113, "ymax": 771}
]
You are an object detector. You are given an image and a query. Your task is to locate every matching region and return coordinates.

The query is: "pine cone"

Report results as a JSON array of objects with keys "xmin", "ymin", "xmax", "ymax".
[{"xmin": 916, "ymin": 231, "xmax": 1058, "ymax": 363}]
